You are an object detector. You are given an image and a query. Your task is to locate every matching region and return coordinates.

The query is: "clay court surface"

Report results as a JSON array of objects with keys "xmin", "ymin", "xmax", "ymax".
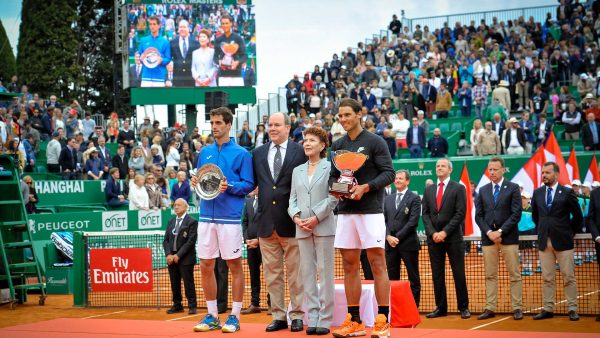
[{"xmin": 0, "ymin": 294, "xmax": 599, "ymax": 337}]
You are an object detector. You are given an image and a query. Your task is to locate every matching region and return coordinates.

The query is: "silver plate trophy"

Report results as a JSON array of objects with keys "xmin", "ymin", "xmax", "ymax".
[{"xmin": 191, "ymin": 163, "xmax": 225, "ymax": 200}]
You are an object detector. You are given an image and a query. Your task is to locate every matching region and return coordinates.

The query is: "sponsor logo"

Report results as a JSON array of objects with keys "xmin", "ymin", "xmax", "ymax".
[
  {"xmin": 29, "ymin": 218, "xmax": 91, "ymax": 235},
  {"xmin": 35, "ymin": 181, "xmax": 84, "ymax": 194},
  {"xmin": 90, "ymin": 248, "xmax": 153, "ymax": 292},
  {"xmin": 138, "ymin": 210, "xmax": 162, "ymax": 230},
  {"xmin": 47, "ymin": 277, "xmax": 67, "ymax": 285},
  {"xmin": 102, "ymin": 211, "xmax": 128, "ymax": 231},
  {"xmin": 409, "ymin": 169, "xmax": 433, "ymax": 176}
]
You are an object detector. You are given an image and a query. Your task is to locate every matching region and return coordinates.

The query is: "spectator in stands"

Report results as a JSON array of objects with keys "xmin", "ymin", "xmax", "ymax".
[
  {"xmin": 128, "ymin": 146, "xmax": 146, "ymax": 175},
  {"xmin": 392, "ymin": 111, "xmax": 409, "ymax": 149},
  {"xmin": 58, "ymin": 137, "xmax": 78, "ymax": 180},
  {"xmin": 383, "ymin": 128, "xmax": 397, "ymax": 159},
  {"xmin": 535, "ymin": 113, "xmax": 553, "ymax": 147},
  {"xmin": 530, "ymin": 84, "xmax": 549, "ymax": 121},
  {"xmin": 519, "ymin": 112, "xmax": 534, "ymax": 154},
  {"xmin": 582, "ymin": 112, "xmax": 600, "ymax": 151},
  {"xmin": 292, "ymin": 119, "xmax": 305, "ymax": 143},
  {"xmin": 22, "ymin": 175, "xmax": 38, "ymax": 214},
  {"xmin": 254, "ymin": 123, "xmax": 268, "ymax": 148},
  {"xmin": 45, "ymin": 131, "xmax": 61, "ymax": 173},
  {"xmin": 111, "ymin": 144, "xmax": 129, "ymax": 180},
  {"xmin": 473, "ymin": 77, "xmax": 489, "ymax": 120},
  {"xmin": 107, "ymin": 112, "xmax": 119, "ymax": 143},
  {"xmin": 22, "ymin": 134, "xmax": 36, "ymax": 172},
  {"xmin": 420, "ymin": 77, "xmax": 437, "ymax": 118},
  {"xmin": 105, "ymin": 167, "xmax": 128, "ymax": 207},
  {"xmin": 129, "ymin": 174, "xmax": 150, "ymax": 211},
  {"xmin": 515, "ymin": 59, "xmax": 531, "ymax": 111},
  {"xmin": 307, "ymin": 88, "xmax": 322, "ymax": 115},
  {"xmin": 577, "ymin": 73, "xmax": 594, "ymax": 99},
  {"xmin": 52, "ymin": 109, "xmax": 65, "ymax": 135},
  {"xmin": 85, "ymin": 147, "xmax": 104, "ymax": 180},
  {"xmin": 406, "ymin": 117, "xmax": 426, "ymax": 158},
  {"xmin": 379, "ymin": 70, "xmax": 393, "ymax": 102},
  {"xmin": 165, "ymin": 139, "xmax": 181, "ymax": 171},
  {"xmin": 562, "ymin": 100, "xmax": 582, "ymax": 140},
  {"xmin": 477, "ymin": 121, "xmax": 501, "ymax": 156},
  {"xmin": 118, "ymin": 120, "xmax": 136, "ymax": 156},
  {"xmin": 427, "ymin": 128, "xmax": 448, "ymax": 158},
  {"xmin": 491, "ymin": 113, "xmax": 505, "ymax": 137},
  {"xmin": 41, "ymin": 107, "xmax": 54, "ymax": 139},
  {"xmin": 237, "ymin": 121, "xmax": 253, "ymax": 150},
  {"xmin": 492, "ymin": 80, "xmax": 511, "ymax": 113},
  {"xmin": 65, "ymin": 109, "xmax": 79, "ymax": 137},
  {"xmin": 470, "ymin": 119, "xmax": 484, "ymax": 156},
  {"xmin": 170, "ymin": 170, "xmax": 191, "ymax": 204},
  {"xmin": 146, "ymin": 173, "xmax": 167, "ymax": 210},
  {"xmin": 6, "ymin": 139, "xmax": 25, "ymax": 171},
  {"xmin": 503, "ymin": 118, "xmax": 526, "ymax": 155},
  {"xmin": 435, "ymin": 83, "xmax": 452, "ymax": 118},
  {"xmin": 96, "ymin": 136, "xmax": 111, "ymax": 177}
]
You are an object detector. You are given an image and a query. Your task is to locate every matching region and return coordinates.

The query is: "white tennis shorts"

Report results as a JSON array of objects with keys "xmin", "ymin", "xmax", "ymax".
[
  {"xmin": 197, "ymin": 222, "xmax": 243, "ymax": 260},
  {"xmin": 334, "ymin": 214, "xmax": 386, "ymax": 249}
]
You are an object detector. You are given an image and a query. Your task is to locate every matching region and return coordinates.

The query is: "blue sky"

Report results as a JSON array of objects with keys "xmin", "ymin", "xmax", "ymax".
[{"xmin": 0, "ymin": 0, "xmax": 556, "ymax": 98}]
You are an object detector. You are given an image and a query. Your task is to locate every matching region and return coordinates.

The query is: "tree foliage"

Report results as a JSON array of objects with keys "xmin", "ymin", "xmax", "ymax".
[{"xmin": 0, "ymin": 19, "xmax": 17, "ymax": 84}]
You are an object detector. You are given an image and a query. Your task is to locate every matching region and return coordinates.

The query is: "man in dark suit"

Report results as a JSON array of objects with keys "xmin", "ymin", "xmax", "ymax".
[
  {"xmin": 535, "ymin": 113, "xmax": 552, "ymax": 146},
  {"xmin": 515, "ymin": 58, "xmax": 531, "ymax": 110},
  {"xmin": 503, "ymin": 117, "xmax": 527, "ymax": 155},
  {"xmin": 582, "ymin": 112, "xmax": 600, "ymax": 151},
  {"xmin": 241, "ymin": 188, "xmax": 266, "ymax": 314},
  {"xmin": 384, "ymin": 170, "xmax": 421, "ymax": 307},
  {"xmin": 97, "ymin": 136, "xmax": 111, "ymax": 178},
  {"xmin": 406, "ymin": 117, "xmax": 426, "ymax": 158},
  {"xmin": 58, "ymin": 137, "xmax": 78, "ymax": 180},
  {"xmin": 491, "ymin": 113, "xmax": 505, "ymax": 138},
  {"xmin": 111, "ymin": 144, "xmax": 129, "ymax": 180},
  {"xmin": 475, "ymin": 157, "xmax": 523, "ymax": 320},
  {"xmin": 585, "ymin": 182, "xmax": 600, "ymax": 322},
  {"xmin": 105, "ymin": 168, "xmax": 128, "ymax": 207},
  {"xmin": 163, "ymin": 198, "xmax": 198, "ymax": 314},
  {"xmin": 252, "ymin": 112, "xmax": 307, "ymax": 332},
  {"xmin": 422, "ymin": 158, "xmax": 470, "ymax": 319},
  {"xmin": 427, "ymin": 128, "xmax": 448, "ymax": 158},
  {"xmin": 129, "ymin": 52, "xmax": 142, "ymax": 87},
  {"xmin": 531, "ymin": 162, "xmax": 583, "ymax": 321},
  {"xmin": 169, "ymin": 20, "xmax": 198, "ymax": 87}
]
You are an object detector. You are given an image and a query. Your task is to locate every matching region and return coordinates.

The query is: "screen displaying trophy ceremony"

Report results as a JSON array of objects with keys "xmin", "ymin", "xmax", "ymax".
[{"xmin": 124, "ymin": 0, "xmax": 256, "ymax": 105}]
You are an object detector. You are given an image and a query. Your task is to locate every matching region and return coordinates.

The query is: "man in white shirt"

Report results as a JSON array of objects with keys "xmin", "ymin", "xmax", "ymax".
[{"xmin": 46, "ymin": 131, "xmax": 63, "ymax": 173}]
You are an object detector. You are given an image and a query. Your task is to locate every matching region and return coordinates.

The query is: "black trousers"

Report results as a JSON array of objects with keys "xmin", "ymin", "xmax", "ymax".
[
  {"xmin": 215, "ymin": 257, "xmax": 229, "ymax": 312},
  {"xmin": 47, "ymin": 163, "xmax": 60, "ymax": 173},
  {"xmin": 247, "ymin": 247, "xmax": 263, "ymax": 307},
  {"xmin": 168, "ymin": 262, "xmax": 196, "ymax": 309},
  {"xmin": 386, "ymin": 247, "xmax": 421, "ymax": 307},
  {"xmin": 428, "ymin": 240, "xmax": 469, "ymax": 312}
]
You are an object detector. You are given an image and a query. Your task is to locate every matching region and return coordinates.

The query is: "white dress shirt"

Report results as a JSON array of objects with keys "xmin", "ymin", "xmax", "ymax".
[{"xmin": 436, "ymin": 177, "xmax": 451, "ymax": 195}]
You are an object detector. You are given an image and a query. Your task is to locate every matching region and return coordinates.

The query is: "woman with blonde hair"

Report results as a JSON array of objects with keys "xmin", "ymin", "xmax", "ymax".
[
  {"xmin": 129, "ymin": 174, "xmax": 149, "ymax": 211},
  {"xmin": 470, "ymin": 119, "xmax": 484, "ymax": 156},
  {"xmin": 145, "ymin": 173, "xmax": 167, "ymax": 210},
  {"xmin": 107, "ymin": 112, "xmax": 120, "ymax": 143},
  {"xmin": 128, "ymin": 146, "xmax": 145, "ymax": 175}
]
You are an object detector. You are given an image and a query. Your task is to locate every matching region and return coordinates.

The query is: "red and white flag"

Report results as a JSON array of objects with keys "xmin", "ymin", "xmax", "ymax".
[
  {"xmin": 543, "ymin": 131, "xmax": 569, "ymax": 185},
  {"xmin": 475, "ymin": 168, "xmax": 491, "ymax": 193},
  {"xmin": 459, "ymin": 162, "xmax": 480, "ymax": 236},
  {"xmin": 511, "ymin": 145, "xmax": 547, "ymax": 195},
  {"xmin": 566, "ymin": 146, "xmax": 580, "ymax": 182},
  {"xmin": 584, "ymin": 153, "xmax": 600, "ymax": 184}
]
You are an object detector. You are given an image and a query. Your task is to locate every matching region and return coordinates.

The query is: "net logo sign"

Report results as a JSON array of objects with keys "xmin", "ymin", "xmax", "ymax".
[
  {"xmin": 102, "ymin": 211, "xmax": 128, "ymax": 232},
  {"xmin": 90, "ymin": 248, "xmax": 153, "ymax": 292},
  {"xmin": 138, "ymin": 210, "xmax": 162, "ymax": 230}
]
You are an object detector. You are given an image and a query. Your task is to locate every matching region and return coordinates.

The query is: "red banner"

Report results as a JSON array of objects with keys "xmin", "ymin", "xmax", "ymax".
[{"xmin": 90, "ymin": 248, "xmax": 153, "ymax": 292}]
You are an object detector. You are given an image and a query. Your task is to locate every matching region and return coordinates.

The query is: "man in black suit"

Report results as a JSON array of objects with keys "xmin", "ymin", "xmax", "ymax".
[
  {"xmin": 531, "ymin": 162, "xmax": 583, "ymax": 321},
  {"xmin": 406, "ymin": 117, "xmax": 426, "ymax": 158},
  {"xmin": 491, "ymin": 113, "xmax": 505, "ymax": 138},
  {"xmin": 117, "ymin": 120, "xmax": 136, "ymax": 157},
  {"xmin": 475, "ymin": 157, "xmax": 523, "ymax": 320},
  {"xmin": 169, "ymin": 20, "xmax": 198, "ymax": 87},
  {"xmin": 384, "ymin": 170, "xmax": 421, "ymax": 307},
  {"xmin": 503, "ymin": 117, "xmax": 526, "ymax": 155},
  {"xmin": 129, "ymin": 52, "xmax": 142, "ymax": 87},
  {"xmin": 252, "ymin": 112, "xmax": 307, "ymax": 332},
  {"xmin": 422, "ymin": 158, "xmax": 470, "ymax": 319},
  {"xmin": 582, "ymin": 112, "xmax": 600, "ymax": 151},
  {"xmin": 535, "ymin": 113, "xmax": 552, "ymax": 147},
  {"xmin": 515, "ymin": 58, "xmax": 530, "ymax": 110},
  {"xmin": 240, "ymin": 187, "xmax": 268, "ymax": 314},
  {"xmin": 111, "ymin": 144, "xmax": 129, "ymax": 180},
  {"xmin": 585, "ymin": 183, "xmax": 600, "ymax": 322},
  {"xmin": 58, "ymin": 137, "xmax": 78, "ymax": 180},
  {"xmin": 163, "ymin": 198, "xmax": 198, "ymax": 314}
]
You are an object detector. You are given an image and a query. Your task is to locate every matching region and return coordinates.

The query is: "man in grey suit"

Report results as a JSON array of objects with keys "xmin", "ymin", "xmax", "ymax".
[
  {"xmin": 531, "ymin": 161, "xmax": 583, "ymax": 321},
  {"xmin": 384, "ymin": 169, "xmax": 421, "ymax": 307},
  {"xmin": 475, "ymin": 157, "xmax": 523, "ymax": 320},
  {"xmin": 288, "ymin": 126, "xmax": 337, "ymax": 335}
]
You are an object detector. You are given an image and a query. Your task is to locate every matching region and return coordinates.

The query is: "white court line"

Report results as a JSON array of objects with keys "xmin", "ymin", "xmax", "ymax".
[
  {"xmin": 166, "ymin": 314, "xmax": 201, "ymax": 321},
  {"xmin": 82, "ymin": 310, "xmax": 126, "ymax": 319},
  {"xmin": 469, "ymin": 289, "xmax": 600, "ymax": 330},
  {"xmin": 469, "ymin": 316, "xmax": 511, "ymax": 330}
]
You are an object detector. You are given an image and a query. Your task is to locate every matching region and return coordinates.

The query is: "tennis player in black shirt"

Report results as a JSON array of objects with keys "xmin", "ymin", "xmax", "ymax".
[{"xmin": 329, "ymin": 98, "xmax": 395, "ymax": 337}]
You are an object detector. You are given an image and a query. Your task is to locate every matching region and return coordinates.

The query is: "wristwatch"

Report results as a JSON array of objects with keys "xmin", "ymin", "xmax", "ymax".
[{"xmin": 497, "ymin": 229, "xmax": 503, "ymax": 234}]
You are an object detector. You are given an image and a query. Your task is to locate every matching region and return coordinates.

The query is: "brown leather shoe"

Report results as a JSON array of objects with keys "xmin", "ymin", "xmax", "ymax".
[{"xmin": 240, "ymin": 304, "xmax": 261, "ymax": 315}]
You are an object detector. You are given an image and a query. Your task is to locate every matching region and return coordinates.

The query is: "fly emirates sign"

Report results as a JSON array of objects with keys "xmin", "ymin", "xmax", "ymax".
[{"xmin": 89, "ymin": 248, "xmax": 153, "ymax": 292}]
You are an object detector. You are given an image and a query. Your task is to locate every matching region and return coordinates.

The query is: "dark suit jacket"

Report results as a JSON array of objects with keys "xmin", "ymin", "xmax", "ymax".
[
  {"xmin": 162, "ymin": 214, "xmax": 198, "ymax": 265},
  {"xmin": 252, "ymin": 141, "xmax": 307, "ymax": 238},
  {"xmin": 242, "ymin": 196, "xmax": 259, "ymax": 240},
  {"xmin": 97, "ymin": 146, "xmax": 111, "ymax": 168},
  {"xmin": 58, "ymin": 146, "xmax": 77, "ymax": 171},
  {"xmin": 422, "ymin": 179, "xmax": 466, "ymax": 243},
  {"xmin": 535, "ymin": 120, "xmax": 553, "ymax": 142},
  {"xmin": 582, "ymin": 121, "xmax": 600, "ymax": 149},
  {"xmin": 170, "ymin": 36, "xmax": 199, "ymax": 87},
  {"xmin": 503, "ymin": 127, "xmax": 526, "ymax": 149},
  {"xmin": 515, "ymin": 67, "xmax": 531, "ymax": 83},
  {"xmin": 384, "ymin": 190, "xmax": 421, "ymax": 251},
  {"xmin": 492, "ymin": 120, "xmax": 505, "ymax": 137},
  {"xmin": 406, "ymin": 125, "xmax": 426, "ymax": 148},
  {"xmin": 105, "ymin": 177, "xmax": 123, "ymax": 201},
  {"xmin": 532, "ymin": 184, "xmax": 583, "ymax": 251},
  {"xmin": 111, "ymin": 154, "xmax": 129, "ymax": 180},
  {"xmin": 586, "ymin": 188, "xmax": 600, "ymax": 245},
  {"xmin": 129, "ymin": 64, "xmax": 142, "ymax": 87},
  {"xmin": 475, "ymin": 180, "xmax": 522, "ymax": 246}
]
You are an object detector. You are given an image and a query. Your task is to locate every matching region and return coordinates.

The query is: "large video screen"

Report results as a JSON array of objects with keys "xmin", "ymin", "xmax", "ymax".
[{"xmin": 125, "ymin": 0, "xmax": 255, "ymax": 89}]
